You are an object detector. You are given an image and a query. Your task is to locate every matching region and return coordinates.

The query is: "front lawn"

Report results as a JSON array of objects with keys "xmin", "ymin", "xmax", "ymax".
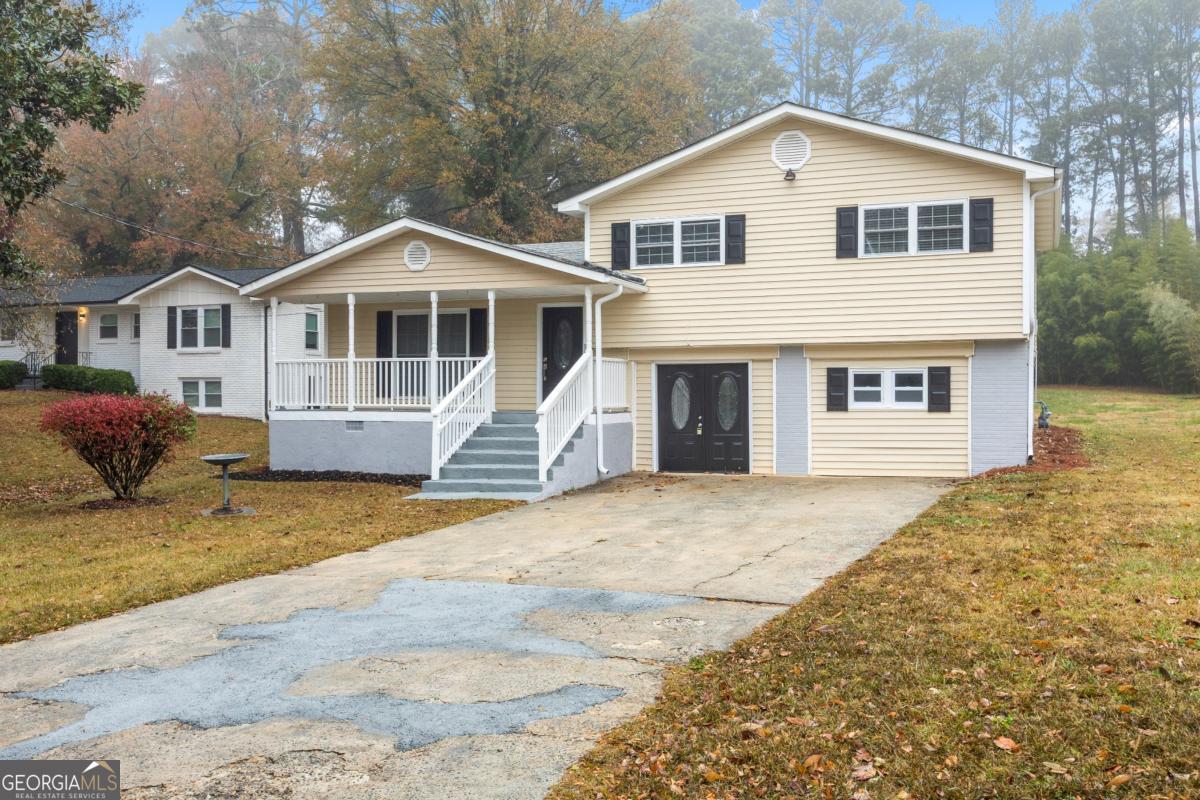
[
  {"xmin": 0, "ymin": 391, "xmax": 516, "ymax": 643},
  {"xmin": 551, "ymin": 386, "xmax": 1200, "ymax": 799}
]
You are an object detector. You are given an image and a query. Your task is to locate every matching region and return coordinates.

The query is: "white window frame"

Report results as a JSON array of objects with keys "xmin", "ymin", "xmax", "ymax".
[
  {"xmin": 858, "ymin": 199, "xmax": 968, "ymax": 258},
  {"xmin": 98, "ymin": 312, "xmax": 119, "ymax": 341},
  {"xmin": 178, "ymin": 305, "xmax": 223, "ymax": 351},
  {"xmin": 132, "ymin": 313, "xmax": 140, "ymax": 341},
  {"xmin": 631, "ymin": 214, "xmax": 726, "ymax": 269},
  {"xmin": 182, "ymin": 378, "xmax": 222, "ymax": 411},
  {"xmin": 393, "ymin": 309, "xmax": 470, "ymax": 358},
  {"xmin": 849, "ymin": 368, "xmax": 929, "ymax": 409},
  {"xmin": 304, "ymin": 311, "xmax": 320, "ymax": 351}
]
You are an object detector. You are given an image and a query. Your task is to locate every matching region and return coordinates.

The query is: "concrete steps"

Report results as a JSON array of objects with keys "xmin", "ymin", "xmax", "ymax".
[{"xmin": 415, "ymin": 412, "xmax": 579, "ymax": 500}]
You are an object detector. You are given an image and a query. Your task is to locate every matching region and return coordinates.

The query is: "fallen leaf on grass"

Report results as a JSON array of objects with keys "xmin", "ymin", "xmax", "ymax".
[
  {"xmin": 1044, "ymin": 762, "xmax": 1069, "ymax": 775},
  {"xmin": 852, "ymin": 764, "xmax": 879, "ymax": 781},
  {"xmin": 993, "ymin": 736, "xmax": 1020, "ymax": 752},
  {"xmin": 1107, "ymin": 774, "xmax": 1132, "ymax": 789}
]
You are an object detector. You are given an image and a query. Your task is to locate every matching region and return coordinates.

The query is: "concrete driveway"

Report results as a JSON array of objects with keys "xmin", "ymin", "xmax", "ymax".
[{"xmin": 0, "ymin": 473, "xmax": 947, "ymax": 799}]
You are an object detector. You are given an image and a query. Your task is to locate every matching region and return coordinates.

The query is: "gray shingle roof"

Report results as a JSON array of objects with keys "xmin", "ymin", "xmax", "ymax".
[
  {"xmin": 47, "ymin": 273, "xmax": 167, "ymax": 304},
  {"xmin": 512, "ymin": 241, "xmax": 585, "ymax": 264}
]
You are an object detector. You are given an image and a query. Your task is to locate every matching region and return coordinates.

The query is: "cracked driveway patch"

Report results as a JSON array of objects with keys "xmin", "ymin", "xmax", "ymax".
[{"xmin": 0, "ymin": 473, "xmax": 946, "ymax": 798}]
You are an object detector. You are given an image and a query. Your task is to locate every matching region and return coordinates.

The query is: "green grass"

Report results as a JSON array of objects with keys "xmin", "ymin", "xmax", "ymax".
[
  {"xmin": 550, "ymin": 386, "xmax": 1200, "ymax": 799},
  {"xmin": 0, "ymin": 390, "xmax": 517, "ymax": 643}
]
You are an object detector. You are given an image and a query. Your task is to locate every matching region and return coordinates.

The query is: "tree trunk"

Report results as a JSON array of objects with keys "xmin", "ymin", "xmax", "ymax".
[
  {"xmin": 1190, "ymin": 67, "xmax": 1200, "ymax": 239},
  {"xmin": 1087, "ymin": 164, "xmax": 1099, "ymax": 255}
]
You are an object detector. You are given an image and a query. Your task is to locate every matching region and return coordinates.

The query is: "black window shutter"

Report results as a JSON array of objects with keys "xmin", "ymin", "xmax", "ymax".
[
  {"xmin": 827, "ymin": 367, "xmax": 848, "ymax": 411},
  {"xmin": 928, "ymin": 366, "xmax": 951, "ymax": 412},
  {"xmin": 166, "ymin": 306, "xmax": 177, "ymax": 349},
  {"xmin": 220, "ymin": 304, "xmax": 232, "ymax": 348},
  {"xmin": 611, "ymin": 222, "xmax": 630, "ymax": 269},
  {"xmin": 725, "ymin": 214, "xmax": 746, "ymax": 264},
  {"xmin": 969, "ymin": 198, "xmax": 993, "ymax": 252},
  {"xmin": 469, "ymin": 308, "xmax": 488, "ymax": 357},
  {"xmin": 836, "ymin": 206, "xmax": 858, "ymax": 258},
  {"xmin": 375, "ymin": 310, "xmax": 393, "ymax": 357}
]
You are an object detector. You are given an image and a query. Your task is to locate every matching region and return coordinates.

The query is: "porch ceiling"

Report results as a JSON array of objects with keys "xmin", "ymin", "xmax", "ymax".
[{"xmin": 268, "ymin": 284, "xmax": 620, "ymax": 306}]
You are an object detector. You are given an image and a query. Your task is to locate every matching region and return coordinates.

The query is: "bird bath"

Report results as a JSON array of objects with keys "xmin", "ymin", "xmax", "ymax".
[{"xmin": 201, "ymin": 453, "xmax": 255, "ymax": 516}]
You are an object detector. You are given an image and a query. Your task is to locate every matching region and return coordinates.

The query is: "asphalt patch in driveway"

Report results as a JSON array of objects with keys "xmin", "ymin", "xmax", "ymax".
[{"xmin": 1, "ymin": 579, "xmax": 689, "ymax": 759}]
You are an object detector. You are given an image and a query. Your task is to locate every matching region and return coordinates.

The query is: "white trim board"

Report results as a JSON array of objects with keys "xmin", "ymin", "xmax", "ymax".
[
  {"xmin": 557, "ymin": 103, "xmax": 1056, "ymax": 215},
  {"xmin": 239, "ymin": 217, "xmax": 647, "ymax": 297}
]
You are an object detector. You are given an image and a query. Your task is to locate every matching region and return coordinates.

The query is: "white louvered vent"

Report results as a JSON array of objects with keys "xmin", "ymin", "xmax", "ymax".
[
  {"xmin": 404, "ymin": 240, "xmax": 431, "ymax": 271},
  {"xmin": 772, "ymin": 130, "xmax": 812, "ymax": 172}
]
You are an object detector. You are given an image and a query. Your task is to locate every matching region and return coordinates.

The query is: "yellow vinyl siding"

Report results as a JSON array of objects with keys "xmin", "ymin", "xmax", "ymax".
[
  {"xmin": 276, "ymin": 231, "xmax": 587, "ymax": 295},
  {"xmin": 1034, "ymin": 189, "xmax": 1058, "ymax": 252},
  {"xmin": 324, "ymin": 297, "xmax": 580, "ymax": 410},
  {"xmin": 629, "ymin": 347, "xmax": 776, "ymax": 474},
  {"xmin": 587, "ymin": 118, "xmax": 1027, "ymax": 348},
  {"xmin": 808, "ymin": 343, "xmax": 970, "ymax": 478}
]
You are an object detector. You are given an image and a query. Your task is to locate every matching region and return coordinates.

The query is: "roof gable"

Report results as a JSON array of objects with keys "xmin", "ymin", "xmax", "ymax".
[{"xmin": 556, "ymin": 103, "xmax": 1057, "ymax": 216}]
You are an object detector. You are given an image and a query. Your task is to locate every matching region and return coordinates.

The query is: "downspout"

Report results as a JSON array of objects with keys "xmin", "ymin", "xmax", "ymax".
[
  {"xmin": 1027, "ymin": 176, "xmax": 1062, "ymax": 460},
  {"xmin": 593, "ymin": 284, "xmax": 624, "ymax": 474}
]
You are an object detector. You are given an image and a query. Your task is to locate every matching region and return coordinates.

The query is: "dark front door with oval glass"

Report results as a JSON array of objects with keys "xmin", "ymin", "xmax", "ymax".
[
  {"xmin": 657, "ymin": 363, "xmax": 749, "ymax": 473},
  {"xmin": 541, "ymin": 306, "xmax": 584, "ymax": 398}
]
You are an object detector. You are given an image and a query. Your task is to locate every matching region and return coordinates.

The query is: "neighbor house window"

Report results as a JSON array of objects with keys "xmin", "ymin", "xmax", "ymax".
[
  {"xmin": 305, "ymin": 312, "xmax": 319, "ymax": 350},
  {"xmin": 132, "ymin": 313, "xmax": 140, "ymax": 340},
  {"xmin": 850, "ymin": 368, "xmax": 929, "ymax": 409},
  {"xmin": 0, "ymin": 319, "xmax": 16, "ymax": 343},
  {"xmin": 182, "ymin": 379, "xmax": 221, "ymax": 410},
  {"xmin": 179, "ymin": 306, "xmax": 221, "ymax": 349},
  {"xmin": 394, "ymin": 311, "xmax": 468, "ymax": 357},
  {"xmin": 98, "ymin": 313, "xmax": 118, "ymax": 340},
  {"xmin": 633, "ymin": 217, "xmax": 724, "ymax": 267},
  {"xmin": 860, "ymin": 201, "xmax": 967, "ymax": 257}
]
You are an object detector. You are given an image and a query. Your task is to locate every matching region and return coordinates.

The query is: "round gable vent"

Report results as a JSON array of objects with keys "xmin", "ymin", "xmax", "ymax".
[
  {"xmin": 772, "ymin": 130, "xmax": 812, "ymax": 172},
  {"xmin": 404, "ymin": 240, "xmax": 431, "ymax": 271}
]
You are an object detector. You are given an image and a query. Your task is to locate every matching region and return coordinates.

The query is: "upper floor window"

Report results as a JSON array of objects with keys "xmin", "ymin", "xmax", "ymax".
[
  {"xmin": 305, "ymin": 312, "xmax": 319, "ymax": 350},
  {"xmin": 98, "ymin": 313, "xmax": 118, "ymax": 340},
  {"xmin": 633, "ymin": 216, "xmax": 724, "ymax": 268},
  {"xmin": 860, "ymin": 200, "xmax": 967, "ymax": 257},
  {"xmin": 180, "ymin": 306, "xmax": 222, "ymax": 349}
]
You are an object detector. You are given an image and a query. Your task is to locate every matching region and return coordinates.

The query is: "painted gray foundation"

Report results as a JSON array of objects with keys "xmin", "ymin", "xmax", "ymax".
[
  {"xmin": 775, "ymin": 347, "xmax": 809, "ymax": 475},
  {"xmin": 971, "ymin": 340, "xmax": 1031, "ymax": 474},
  {"xmin": 539, "ymin": 419, "xmax": 633, "ymax": 499},
  {"xmin": 270, "ymin": 417, "xmax": 432, "ymax": 474}
]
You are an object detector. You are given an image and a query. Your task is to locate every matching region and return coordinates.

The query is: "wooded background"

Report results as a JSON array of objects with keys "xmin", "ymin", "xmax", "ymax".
[{"xmin": 15, "ymin": 0, "xmax": 1200, "ymax": 391}]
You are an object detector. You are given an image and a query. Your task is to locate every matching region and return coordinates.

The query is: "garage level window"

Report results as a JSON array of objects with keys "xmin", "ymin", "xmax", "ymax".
[
  {"xmin": 633, "ymin": 217, "xmax": 724, "ymax": 267},
  {"xmin": 860, "ymin": 200, "xmax": 967, "ymax": 257},
  {"xmin": 98, "ymin": 313, "xmax": 118, "ymax": 340},
  {"xmin": 182, "ymin": 379, "xmax": 221, "ymax": 410},
  {"xmin": 305, "ymin": 312, "xmax": 319, "ymax": 350},
  {"xmin": 180, "ymin": 306, "xmax": 222, "ymax": 349},
  {"xmin": 849, "ymin": 368, "xmax": 928, "ymax": 409}
]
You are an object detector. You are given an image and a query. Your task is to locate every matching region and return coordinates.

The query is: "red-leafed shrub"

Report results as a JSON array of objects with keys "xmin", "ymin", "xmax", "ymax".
[{"xmin": 41, "ymin": 394, "xmax": 196, "ymax": 500}]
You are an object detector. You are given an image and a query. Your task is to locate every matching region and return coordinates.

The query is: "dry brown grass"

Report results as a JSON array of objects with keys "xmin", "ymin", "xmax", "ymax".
[
  {"xmin": 0, "ymin": 390, "xmax": 517, "ymax": 643},
  {"xmin": 550, "ymin": 386, "xmax": 1200, "ymax": 799}
]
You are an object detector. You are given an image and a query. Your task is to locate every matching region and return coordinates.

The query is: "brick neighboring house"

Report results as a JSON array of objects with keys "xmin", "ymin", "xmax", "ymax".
[{"xmin": 1, "ymin": 265, "xmax": 323, "ymax": 420}]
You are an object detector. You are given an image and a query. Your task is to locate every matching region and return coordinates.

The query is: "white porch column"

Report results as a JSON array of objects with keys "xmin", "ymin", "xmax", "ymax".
[
  {"xmin": 429, "ymin": 291, "xmax": 439, "ymax": 406},
  {"xmin": 487, "ymin": 289, "xmax": 496, "ymax": 413},
  {"xmin": 583, "ymin": 286, "xmax": 594, "ymax": 353},
  {"xmin": 346, "ymin": 293, "xmax": 356, "ymax": 411},
  {"xmin": 269, "ymin": 296, "xmax": 278, "ymax": 413}
]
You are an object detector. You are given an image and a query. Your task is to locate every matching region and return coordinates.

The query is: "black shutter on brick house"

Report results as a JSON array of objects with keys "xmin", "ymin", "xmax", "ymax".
[
  {"xmin": 220, "ymin": 304, "xmax": 232, "ymax": 348},
  {"xmin": 166, "ymin": 306, "xmax": 176, "ymax": 349}
]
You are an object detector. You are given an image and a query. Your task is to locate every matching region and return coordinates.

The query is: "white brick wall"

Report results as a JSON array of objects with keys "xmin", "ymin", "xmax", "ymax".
[
  {"xmin": 0, "ymin": 309, "xmax": 54, "ymax": 363},
  {"xmin": 83, "ymin": 304, "xmax": 142, "ymax": 383}
]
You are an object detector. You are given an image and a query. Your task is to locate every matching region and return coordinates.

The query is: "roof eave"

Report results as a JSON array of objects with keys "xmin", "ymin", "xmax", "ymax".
[{"xmin": 117, "ymin": 265, "xmax": 242, "ymax": 305}]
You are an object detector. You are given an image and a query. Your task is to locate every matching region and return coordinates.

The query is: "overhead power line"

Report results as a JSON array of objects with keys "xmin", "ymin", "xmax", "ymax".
[{"xmin": 42, "ymin": 194, "xmax": 289, "ymax": 265}]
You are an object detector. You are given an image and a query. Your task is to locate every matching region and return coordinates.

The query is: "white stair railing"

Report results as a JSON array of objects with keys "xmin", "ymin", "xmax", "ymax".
[
  {"xmin": 600, "ymin": 357, "xmax": 628, "ymax": 410},
  {"xmin": 430, "ymin": 353, "xmax": 496, "ymax": 480},
  {"xmin": 535, "ymin": 352, "xmax": 594, "ymax": 482}
]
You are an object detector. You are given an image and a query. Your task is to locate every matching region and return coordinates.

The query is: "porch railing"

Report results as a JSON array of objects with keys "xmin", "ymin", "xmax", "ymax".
[
  {"xmin": 535, "ymin": 351, "xmax": 593, "ymax": 482},
  {"xmin": 273, "ymin": 357, "xmax": 480, "ymax": 410},
  {"xmin": 21, "ymin": 352, "xmax": 54, "ymax": 378},
  {"xmin": 600, "ymin": 357, "xmax": 628, "ymax": 410},
  {"xmin": 430, "ymin": 353, "xmax": 496, "ymax": 480}
]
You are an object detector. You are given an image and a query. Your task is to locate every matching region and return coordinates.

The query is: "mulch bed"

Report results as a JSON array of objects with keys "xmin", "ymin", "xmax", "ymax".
[
  {"xmin": 229, "ymin": 467, "xmax": 426, "ymax": 488},
  {"xmin": 79, "ymin": 496, "xmax": 169, "ymax": 511},
  {"xmin": 979, "ymin": 425, "xmax": 1088, "ymax": 478}
]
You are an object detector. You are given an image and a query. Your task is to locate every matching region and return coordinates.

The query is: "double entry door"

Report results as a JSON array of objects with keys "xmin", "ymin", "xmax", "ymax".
[{"xmin": 657, "ymin": 363, "xmax": 749, "ymax": 473}]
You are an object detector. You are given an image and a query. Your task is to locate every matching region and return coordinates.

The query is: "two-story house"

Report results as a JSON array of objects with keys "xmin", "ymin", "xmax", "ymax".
[
  {"xmin": 1, "ymin": 265, "xmax": 323, "ymax": 419},
  {"xmin": 234, "ymin": 103, "xmax": 1060, "ymax": 500}
]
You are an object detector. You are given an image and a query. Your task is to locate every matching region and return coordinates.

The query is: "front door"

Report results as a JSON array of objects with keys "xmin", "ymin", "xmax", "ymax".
[
  {"xmin": 657, "ymin": 363, "xmax": 749, "ymax": 473},
  {"xmin": 541, "ymin": 306, "xmax": 583, "ymax": 398},
  {"xmin": 54, "ymin": 311, "xmax": 78, "ymax": 365}
]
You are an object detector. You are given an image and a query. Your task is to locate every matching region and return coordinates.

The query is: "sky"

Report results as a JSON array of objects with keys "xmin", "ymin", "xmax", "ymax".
[{"xmin": 126, "ymin": 0, "xmax": 1077, "ymax": 51}]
